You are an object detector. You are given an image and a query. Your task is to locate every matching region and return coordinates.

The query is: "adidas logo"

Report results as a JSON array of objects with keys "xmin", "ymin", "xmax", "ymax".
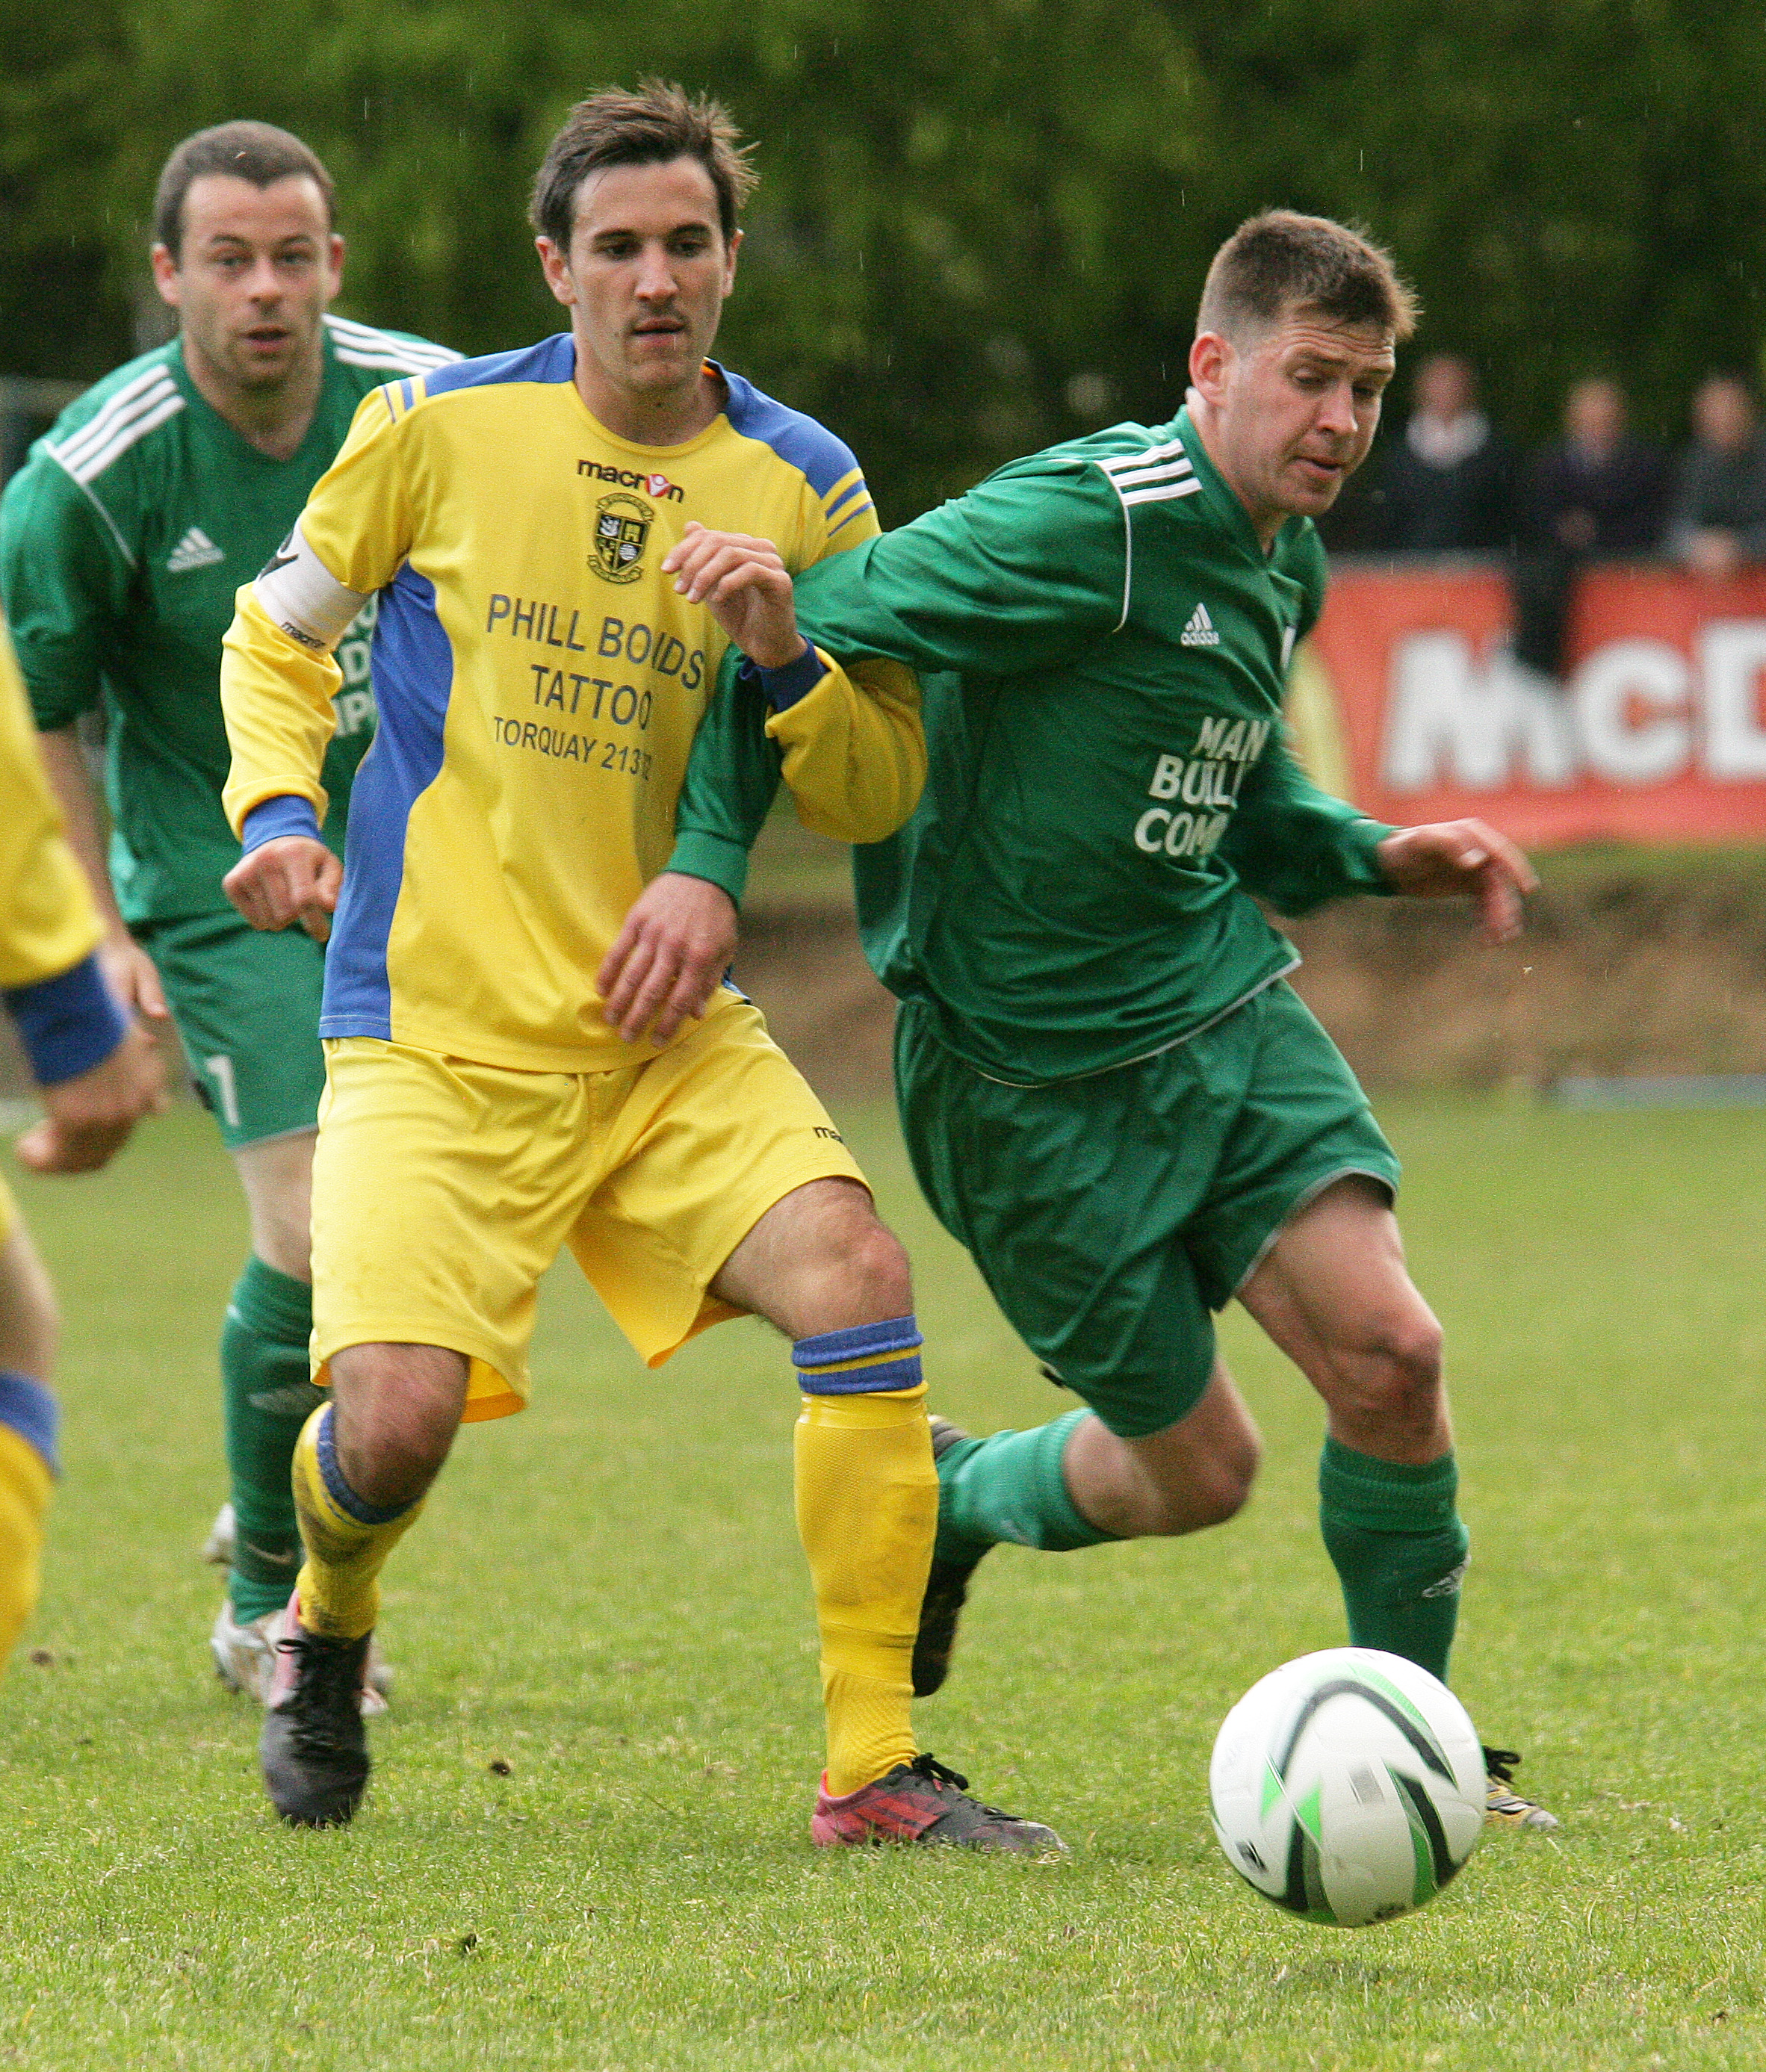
[
  {"xmin": 1180, "ymin": 601, "xmax": 1221, "ymax": 648},
  {"xmin": 167, "ymin": 527, "xmax": 224, "ymax": 573}
]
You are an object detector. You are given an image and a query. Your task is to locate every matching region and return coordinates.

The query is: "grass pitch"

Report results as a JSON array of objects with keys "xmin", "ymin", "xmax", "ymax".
[{"xmin": 1, "ymin": 1091, "xmax": 1762, "ymax": 2071}]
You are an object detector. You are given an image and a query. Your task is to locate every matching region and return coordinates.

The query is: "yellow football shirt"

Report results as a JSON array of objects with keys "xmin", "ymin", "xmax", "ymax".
[
  {"xmin": 0, "ymin": 614, "xmax": 103, "ymax": 991},
  {"xmin": 220, "ymin": 336, "xmax": 920, "ymax": 1072}
]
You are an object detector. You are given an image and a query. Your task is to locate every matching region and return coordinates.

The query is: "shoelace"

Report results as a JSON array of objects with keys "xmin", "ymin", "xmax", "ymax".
[
  {"xmin": 277, "ymin": 1631, "xmax": 365, "ymax": 1756},
  {"xmin": 907, "ymin": 1752, "xmax": 970, "ymax": 1793},
  {"xmin": 1482, "ymin": 1744, "xmax": 1522, "ymax": 1784},
  {"xmin": 908, "ymin": 1752, "xmax": 1013, "ymax": 1820}
]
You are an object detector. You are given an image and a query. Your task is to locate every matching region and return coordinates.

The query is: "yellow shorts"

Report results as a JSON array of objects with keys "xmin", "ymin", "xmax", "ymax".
[
  {"xmin": 309, "ymin": 996, "xmax": 867, "ymax": 1421},
  {"xmin": 0, "ymin": 1175, "xmax": 14, "ymax": 1247}
]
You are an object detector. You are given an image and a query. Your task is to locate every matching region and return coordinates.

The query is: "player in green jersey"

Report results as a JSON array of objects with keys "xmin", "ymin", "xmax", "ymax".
[
  {"xmin": 0, "ymin": 121, "xmax": 456, "ymax": 1707},
  {"xmin": 617, "ymin": 210, "xmax": 1555, "ymax": 1831}
]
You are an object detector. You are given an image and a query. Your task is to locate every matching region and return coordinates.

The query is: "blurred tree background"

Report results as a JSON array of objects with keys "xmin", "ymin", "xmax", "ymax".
[{"xmin": 4, "ymin": 0, "xmax": 1764, "ymax": 522}]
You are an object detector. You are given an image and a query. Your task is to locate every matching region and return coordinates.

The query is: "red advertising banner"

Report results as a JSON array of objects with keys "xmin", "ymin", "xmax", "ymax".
[{"xmin": 1298, "ymin": 562, "xmax": 1766, "ymax": 847}]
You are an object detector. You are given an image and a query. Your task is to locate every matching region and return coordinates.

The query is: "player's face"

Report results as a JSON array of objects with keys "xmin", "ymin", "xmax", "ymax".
[
  {"xmin": 152, "ymin": 175, "xmax": 342, "ymax": 395},
  {"xmin": 1192, "ymin": 311, "xmax": 1395, "ymax": 542},
  {"xmin": 538, "ymin": 157, "xmax": 739, "ymax": 418}
]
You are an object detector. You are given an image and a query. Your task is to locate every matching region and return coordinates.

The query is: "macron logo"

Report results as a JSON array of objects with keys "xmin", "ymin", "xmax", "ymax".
[
  {"xmin": 1180, "ymin": 602, "xmax": 1221, "ymax": 648},
  {"xmin": 167, "ymin": 527, "xmax": 224, "ymax": 573}
]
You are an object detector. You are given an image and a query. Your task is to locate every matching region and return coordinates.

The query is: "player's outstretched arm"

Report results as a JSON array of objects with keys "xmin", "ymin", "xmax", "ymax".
[
  {"xmin": 666, "ymin": 524, "xmax": 926, "ymax": 845},
  {"xmin": 595, "ymin": 872, "xmax": 738, "ymax": 1049},
  {"xmin": 1376, "ymin": 820, "xmax": 1537, "ymax": 943},
  {"xmin": 223, "ymin": 834, "xmax": 342, "ymax": 943}
]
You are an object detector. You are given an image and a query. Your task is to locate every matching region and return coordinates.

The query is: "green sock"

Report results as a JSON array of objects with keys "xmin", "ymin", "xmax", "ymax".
[
  {"xmin": 222, "ymin": 1256, "xmax": 325, "ymax": 1624},
  {"xmin": 935, "ymin": 1408, "xmax": 1117, "ymax": 1565},
  {"xmin": 1318, "ymin": 1436, "xmax": 1469, "ymax": 1683}
]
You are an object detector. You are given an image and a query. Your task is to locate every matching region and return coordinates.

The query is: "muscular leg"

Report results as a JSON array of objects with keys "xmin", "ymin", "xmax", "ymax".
[
  {"xmin": 218, "ymin": 1132, "xmax": 323, "ymax": 1622},
  {"xmin": 711, "ymin": 1175, "xmax": 910, "ymax": 1336},
  {"xmin": 1238, "ymin": 1176, "xmax": 1448, "ymax": 1460},
  {"xmin": 288, "ymin": 1342, "xmax": 468, "ymax": 1641},
  {"xmin": 261, "ymin": 1341, "xmax": 465, "ymax": 1825},
  {"xmin": 1239, "ymin": 1176, "xmax": 1467, "ymax": 1679},
  {"xmin": 232, "ymin": 1131, "xmax": 314, "ymax": 1282},
  {"xmin": 712, "ymin": 1178, "xmax": 936, "ymax": 1796}
]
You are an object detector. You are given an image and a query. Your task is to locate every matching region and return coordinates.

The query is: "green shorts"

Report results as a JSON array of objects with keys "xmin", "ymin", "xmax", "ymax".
[
  {"xmin": 137, "ymin": 911, "xmax": 327, "ymax": 1151},
  {"xmin": 895, "ymin": 979, "xmax": 1400, "ymax": 1440}
]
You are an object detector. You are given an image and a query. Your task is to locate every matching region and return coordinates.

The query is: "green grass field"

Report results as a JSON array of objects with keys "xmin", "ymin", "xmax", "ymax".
[{"xmin": 1, "ymin": 1092, "xmax": 1763, "ymax": 2071}]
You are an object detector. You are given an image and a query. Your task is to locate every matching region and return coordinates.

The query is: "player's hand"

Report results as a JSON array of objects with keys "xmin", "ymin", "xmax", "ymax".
[
  {"xmin": 14, "ymin": 1019, "xmax": 168, "ymax": 1175},
  {"xmin": 1376, "ymin": 820, "xmax": 1537, "ymax": 943},
  {"xmin": 597, "ymin": 872, "xmax": 739, "ymax": 1048},
  {"xmin": 223, "ymin": 837, "xmax": 341, "ymax": 941},
  {"xmin": 661, "ymin": 522, "xmax": 808, "ymax": 671},
  {"xmin": 97, "ymin": 931, "xmax": 172, "ymax": 1025}
]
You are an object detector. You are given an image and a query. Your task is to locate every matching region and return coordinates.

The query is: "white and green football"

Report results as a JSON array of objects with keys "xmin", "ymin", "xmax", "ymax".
[{"xmin": 1208, "ymin": 1648, "xmax": 1485, "ymax": 1928}]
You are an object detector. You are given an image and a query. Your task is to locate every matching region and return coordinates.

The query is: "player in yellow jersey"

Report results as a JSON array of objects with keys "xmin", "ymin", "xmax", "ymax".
[
  {"xmin": 217, "ymin": 81, "xmax": 1061, "ymax": 1849},
  {"xmin": 0, "ymin": 618, "xmax": 164, "ymax": 1668}
]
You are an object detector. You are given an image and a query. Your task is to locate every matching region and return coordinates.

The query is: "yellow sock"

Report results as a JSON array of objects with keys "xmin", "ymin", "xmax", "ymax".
[
  {"xmin": 793, "ymin": 1381, "xmax": 936, "ymax": 1795},
  {"xmin": 0, "ymin": 1424, "xmax": 51, "ymax": 1672},
  {"xmin": 291, "ymin": 1404, "xmax": 424, "ymax": 1641}
]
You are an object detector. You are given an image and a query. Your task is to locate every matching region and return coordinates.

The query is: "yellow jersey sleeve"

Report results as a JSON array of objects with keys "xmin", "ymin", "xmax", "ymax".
[
  {"xmin": 0, "ymin": 616, "xmax": 104, "ymax": 989},
  {"xmin": 764, "ymin": 479, "xmax": 926, "ymax": 843},
  {"xmin": 220, "ymin": 388, "xmax": 412, "ymax": 836}
]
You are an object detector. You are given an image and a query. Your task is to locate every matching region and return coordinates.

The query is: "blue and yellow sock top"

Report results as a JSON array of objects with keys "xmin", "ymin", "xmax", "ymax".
[{"xmin": 793, "ymin": 1318, "xmax": 923, "ymax": 1395}]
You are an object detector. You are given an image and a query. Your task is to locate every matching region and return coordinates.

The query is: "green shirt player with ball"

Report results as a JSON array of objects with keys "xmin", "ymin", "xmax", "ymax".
[
  {"xmin": 625, "ymin": 209, "xmax": 1556, "ymax": 1834},
  {"xmin": 0, "ymin": 122, "xmax": 456, "ymax": 1708}
]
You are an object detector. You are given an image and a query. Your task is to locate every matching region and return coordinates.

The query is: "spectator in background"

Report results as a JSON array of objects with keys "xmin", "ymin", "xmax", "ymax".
[
  {"xmin": 1669, "ymin": 375, "xmax": 1766, "ymax": 580},
  {"xmin": 1372, "ymin": 352, "xmax": 1514, "ymax": 552},
  {"xmin": 1511, "ymin": 377, "xmax": 1667, "ymax": 678}
]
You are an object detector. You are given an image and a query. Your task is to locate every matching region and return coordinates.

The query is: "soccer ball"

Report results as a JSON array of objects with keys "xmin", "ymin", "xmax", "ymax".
[{"xmin": 1208, "ymin": 1648, "xmax": 1485, "ymax": 1928}]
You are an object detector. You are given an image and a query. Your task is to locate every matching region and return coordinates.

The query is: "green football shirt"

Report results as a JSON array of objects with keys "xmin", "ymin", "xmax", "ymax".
[
  {"xmin": 0, "ymin": 316, "xmax": 458, "ymax": 926},
  {"xmin": 671, "ymin": 406, "xmax": 1397, "ymax": 1085}
]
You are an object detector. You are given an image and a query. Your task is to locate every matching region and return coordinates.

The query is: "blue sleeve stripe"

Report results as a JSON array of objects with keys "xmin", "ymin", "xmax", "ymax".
[
  {"xmin": 241, "ymin": 795, "xmax": 323, "ymax": 854},
  {"xmin": 3, "ymin": 954, "xmax": 127, "ymax": 1088},
  {"xmin": 825, "ymin": 500, "xmax": 876, "ymax": 539},
  {"xmin": 0, "ymin": 1371, "xmax": 59, "ymax": 1474},
  {"xmin": 823, "ymin": 474, "xmax": 870, "ymax": 521}
]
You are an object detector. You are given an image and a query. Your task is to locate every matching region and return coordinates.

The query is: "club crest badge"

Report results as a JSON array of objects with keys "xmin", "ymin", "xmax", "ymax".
[{"xmin": 593, "ymin": 492, "xmax": 652, "ymax": 584}]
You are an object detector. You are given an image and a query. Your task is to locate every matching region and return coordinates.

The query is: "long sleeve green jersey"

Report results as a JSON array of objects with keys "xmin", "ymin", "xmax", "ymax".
[
  {"xmin": 669, "ymin": 406, "xmax": 1395, "ymax": 1085},
  {"xmin": 0, "ymin": 317, "xmax": 457, "ymax": 926}
]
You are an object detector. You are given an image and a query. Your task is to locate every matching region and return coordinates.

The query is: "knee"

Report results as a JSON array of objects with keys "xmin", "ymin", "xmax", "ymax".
[
  {"xmin": 1138, "ymin": 1428, "xmax": 1262, "ymax": 1536},
  {"xmin": 842, "ymin": 1220, "xmax": 913, "ymax": 1318},
  {"xmin": 329, "ymin": 1347, "xmax": 465, "ymax": 1507},
  {"xmin": 800, "ymin": 1212, "xmax": 914, "ymax": 1333},
  {"xmin": 335, "ymin": 1414, "xmax": 450, "ymax": 1511},
  {"xmin": 1183, "ymin": 1430, "xmax": 1261, "ymax": 1531},
  {"xmin": 1331, "ymin": 1312, "xmax": 1444, "ymax": 1427}
]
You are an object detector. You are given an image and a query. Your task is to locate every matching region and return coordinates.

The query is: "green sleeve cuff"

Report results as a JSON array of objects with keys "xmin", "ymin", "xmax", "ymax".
[
  {"xmin": 663, "ymin": 831, "xmax": 749, "ymax": 906},
  {"xmin": 1344, "ymin": 816, "xmax": 1399, "ymax": 895}
]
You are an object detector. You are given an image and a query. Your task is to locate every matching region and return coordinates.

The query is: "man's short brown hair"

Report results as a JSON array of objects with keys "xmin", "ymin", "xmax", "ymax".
[
  {"xmin": 154, "ymin": 122, "xmax": 335, "ymax": 261},
  {"xmin": 530, "ymin": 80, "xmax": 757, "ymax": 251},
  {"xmin": 1197, "ymin": 210, "xmax": 1417, "ymax": 344}
]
